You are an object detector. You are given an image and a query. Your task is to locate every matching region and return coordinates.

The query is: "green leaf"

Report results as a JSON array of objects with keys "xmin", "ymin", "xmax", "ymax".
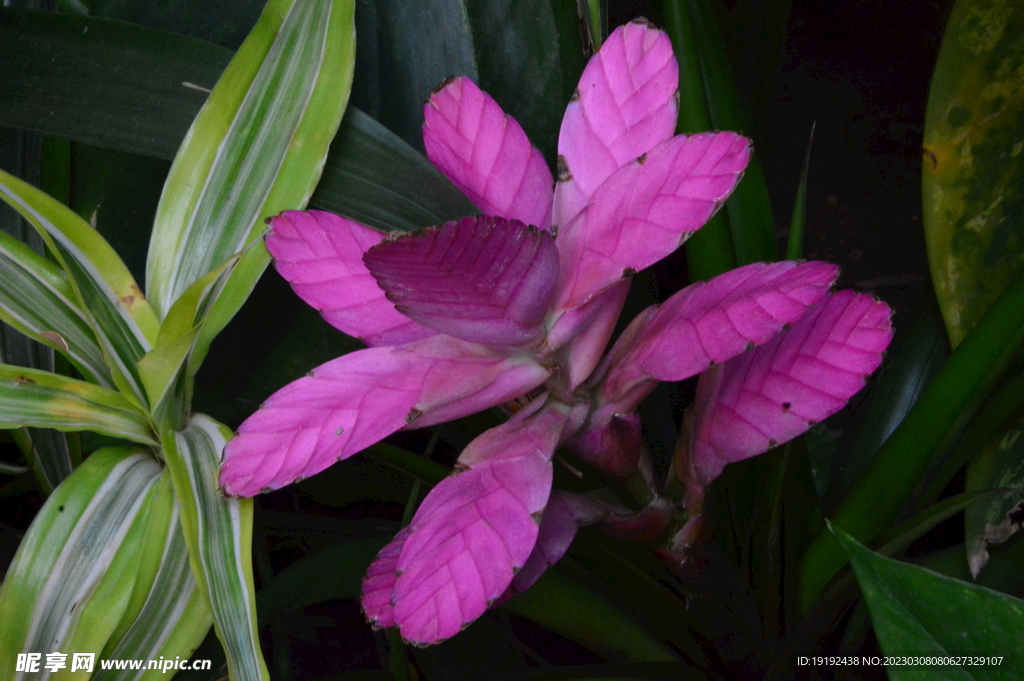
[
  {"xmin": 0, "ymin": 363, "xmax": 156, "ymax": 444},
  {"xmin": 146, "ymin": 0, "xmax": 356, "ymax": 327},
  {"xmin": 95, "ymin": 471, "xmax": 213, "ymax": 681},
  {"xmin": 504, "ymin": 569, "xmax": 679, "ymax": 664},
  {"xmin": 87, "ymin": 0, "xmax": 265, "ymax": 50},
  {"xmin": 161, "ymin": 414, "xmax": 268, "ymax": 681},
  {"xmin": 664, "ymin": 0, "xmax": 737, "ymax": 281},
  {"xmin": 686, "ymin": 0, "xmax": 776, "ymax": 266},
  {"xmin": 256, "ymin": 537, "xmax": 390, "ymax": 620},
  {"xmin": 0, "ymin": 226, "xmax": 113, "ymax": 387},
  {"xmin": 366, "ymin": 442, "xmax": 449, "ymax": 485},
  {"xmin": 965, "ymin": 409, "xmax": 1024, "ymax": 577},
  {"xmin": 465, "ymin": 0, "xmax": 587, "ymax": 166},
  {"xmin": 311, "ymin": 108, "xmax": 476, "ymax": 231},
  {"xmin": 138, "ymin": 256, "xmax": 239, "ymax": 430},
  {"xmin": 833, "ymin": 522, "xmax": 1023, "ymax": 680},
  {"xmin": 915, "ymin": 371, "xmax": 1024, "ymax": 509},
  {"xmin": 353, "ymin": 0, "xmax": 478, "ymax": 151},
  {"xmin": 0, "ymin": 446, "xmax": 161, "ymax": 675},
  {"xmin": 785, "ymin": 123, "xmax": 814, "ymax": 260},
  {"xmin": 0, "ymin": 167, "xmax": 158, "ymax": 405},
  {"xmin": 0, "ymin": 7, "xmax": 230, "ymax": 161},
  {"xmin": 0, "ymin": 9, "xmax": 474, "ymax": 233},
  {"xmin": 875, "ymin": 490, "xmax": 1003, "ymax": 558},
  {"xmin": 825, "ymin": 298, "xmax": 949, "ymax": 508},
  {"xmin": 922, "ymin": 0, "xmax": 1024, "ymax": 347},
  {"xmin": 578, "ymin": 0, "xmax": 606, "ymax": 52},
  {"xmin": 800, "ymin": 271, "xmax": 1024, "ymax": 613}
]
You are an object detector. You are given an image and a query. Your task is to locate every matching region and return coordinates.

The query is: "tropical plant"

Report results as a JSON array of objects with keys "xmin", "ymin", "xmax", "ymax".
[{"xmin": 0, "ymin": 1, "xmax": 1022, "ymax": 680}]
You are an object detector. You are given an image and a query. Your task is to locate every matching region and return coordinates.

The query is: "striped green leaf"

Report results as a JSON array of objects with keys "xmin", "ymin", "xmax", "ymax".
[
  {"xmin": 95, "ymin": 471, "xmax": 212, "ymax": 681},
  {"xmin": 138, "ymin": 256, "xmax": 239, "ymax": 430},
  {"xmin": 0, "ymin": 446, "xmax": 162, "ymax": 681},
  {"xmin": 0, "ymin": 227, "xmax": 112, "ymax": 387},
  {"xmin": 0, "ymin": 364, "xmax": 156, "ymax": 445},
  {"xmin": 1, "ymin": 130, "xmax": 75, "ymax": 496},
  {"xmin": 0, "ymin": 168, "xmax": 158, "ymax": 405},
  {"xmin": 161, "ymin": 414, "xmax": 267, "ymax": 681},
  {"xmin": 146, "ymin": 0, "xmax": 355, "ymax": 340}
]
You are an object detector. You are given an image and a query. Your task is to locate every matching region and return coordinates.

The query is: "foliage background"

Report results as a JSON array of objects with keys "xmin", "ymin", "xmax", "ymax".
[{"xmin": 0, "ymin": 0, "xmax": 989, "ymax": 679}]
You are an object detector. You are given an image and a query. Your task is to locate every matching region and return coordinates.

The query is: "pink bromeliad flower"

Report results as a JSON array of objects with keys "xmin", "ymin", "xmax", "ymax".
[{"xmin": 220, "ymin": 20, "xmax": 893, "ymax": 645}]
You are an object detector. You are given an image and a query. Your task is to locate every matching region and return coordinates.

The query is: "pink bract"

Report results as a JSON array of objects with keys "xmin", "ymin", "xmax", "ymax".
[{"xmin": 219, "ymin": 19, "xmax": 894, "ymax": 646}]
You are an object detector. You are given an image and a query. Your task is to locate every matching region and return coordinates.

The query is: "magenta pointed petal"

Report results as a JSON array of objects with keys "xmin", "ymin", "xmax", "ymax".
[
  {"xmin": 361, "ymin": 526, "xmax": 412, "ymax": 629},
  {"xmin": 599, "ymin": 261, "xmax": 839, "ymax": 418},
  {"xmin": 386, "ymin": 405, "xmax": 570, "ymax": 644},
  {"xmin": 266, "ymin": 210, "xmax": 434, "ymax": 346},
  {"xmin": 424, "ymin": 77, "xmax": 554, "ymax": 230},
  {"xmin": 513, "ymin": 491, "xmax": 611, "ymax": 594},
  {"xmin": 688, "ymin": 290, "xmax": 893, "ymax": 488},
  {"xmin": 555, "ymin": 132, "xmax": 751, "ymax": 312},
  {"xmin": 219, "ymin": 336, "xmax": 551, "ymax": 497},
  {"xmin": 364, "ymin": 216, "xmax": 559, "ymax": 347},
  {"xmin": 553, "ymin": 20, "xmax": 679, "ymax": 229}
]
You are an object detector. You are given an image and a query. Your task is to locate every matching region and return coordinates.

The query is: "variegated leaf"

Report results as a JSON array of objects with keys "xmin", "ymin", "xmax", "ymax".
[
  {"xmin": 96, "ymin": 471, "xmax": 212, "ymax": 681},
  {"xmin": 0, "ymin": 168, "xmax": 157, "ymax": 406},
  {"xmin": 138, "ymin": 256, "xmax": 239, "ymax": 430},
  {"xmin": 146, "ymin": 0, "xmax": 356, "ymax": 361},
  {"xmin": 0, "ymin": 228, "xmax": 112, "ymax": 387},
  {"xmin": 0, "ymin": 364, "xmax": 156, "ymax": 445},
  {"xmin": 0, "ymin": 447, "xmax": 161, "ymax": 681},
  {"xmin": 161, "ymin": 414, "xmax": 267, "ymax": 681}
]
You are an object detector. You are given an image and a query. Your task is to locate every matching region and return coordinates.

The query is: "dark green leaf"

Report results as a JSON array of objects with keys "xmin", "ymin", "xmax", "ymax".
[
  {"xmin": 687, "ymin": 0, "xmax": 776, "ymax": 265},
  {"xmin": 825, "ymin": 297, "xmax": 949, "ymax": 510},
  {"xmin": 310, "ymin": 109, "xmax": 476, "ymax": 232},
  {"xmin": 784, "ymin": 123, "xmax": 814, "ymax": 260},
  {"xmin": 87, "ymin": 0, "xmax": 264, "ymax": 49},
  {"xmin": 834, "ymin": 523, "xmax": 1023, "ymax": 680},
  {"xmin": 663, "ymin": 0, "xmax": 736, "ymax": 280},
  {"xmin": 801, "ymin": 271, "xmax": 1024, "ymax": 613},
  {"xmin": 504, "ymin": 569, "xmax": 679, "ymax": 663},
  {"xmin": 256, "ymin": 537, "xmax": 390, "ymax": 620},
  {"xmin": 0, "ymin": 8, "xmax": 475, "ymax": 232}
]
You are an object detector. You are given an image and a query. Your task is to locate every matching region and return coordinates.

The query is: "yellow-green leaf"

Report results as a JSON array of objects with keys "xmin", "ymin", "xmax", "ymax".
[
  {"xmin": 0, "ymin": 364, "xmax": 155, "ymax": 445},
  {"xmin": 922, "ymin": 0, "xmax": 1024, "ymax": 346}
]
